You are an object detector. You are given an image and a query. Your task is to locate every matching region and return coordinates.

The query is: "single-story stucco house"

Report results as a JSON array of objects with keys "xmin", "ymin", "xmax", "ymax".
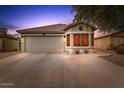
[
  {"xmin": 17, "ymin": 22, "xmax": 96, "ymax": 53},
  {"xmin": 94, "ymin": 30, "xmax": 124, "ymax": 50}
]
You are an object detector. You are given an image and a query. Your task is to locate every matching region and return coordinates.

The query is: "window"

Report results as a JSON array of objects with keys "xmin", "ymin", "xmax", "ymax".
[
  {"xmin": 82, "ymin": 34, "xmax": 89, "ymax": 46},
  {"xmin": 73, "ymin": 34, "xmax": 89, "ymax": 46},
  {"xmin": 66, "ymin": 34, "xmax": 70, "ymax": 46},
  {"xmin": 74, "ymin": 34, "xmax": 80, "ymax": 46},
  {"xmin": 79, "ymin": 26, "xmax": 83, "ymax": 31}
]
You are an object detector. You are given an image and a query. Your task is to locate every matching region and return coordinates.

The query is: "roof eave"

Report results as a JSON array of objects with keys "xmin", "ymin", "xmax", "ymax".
[{"xmin": 64, "ymin": 22, "xmax": 97, "ymax": 31}]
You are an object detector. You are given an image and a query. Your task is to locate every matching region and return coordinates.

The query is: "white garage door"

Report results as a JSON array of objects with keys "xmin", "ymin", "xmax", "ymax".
[{"xmin": 25, "ymin": 36, "xmax": 65, "ymax": 52}]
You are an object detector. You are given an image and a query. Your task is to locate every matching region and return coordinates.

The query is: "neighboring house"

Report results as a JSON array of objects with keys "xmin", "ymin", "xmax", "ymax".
[
  {"xmin": 94, "ymin": 30, "xmax": 124, "ymax": 50},
  {"xmin": 4, "ymin": 34, "xmax": 20, "ymax": 52},
  {"xmin": 0, "ymin": 34, "xmax": 20, "ymax": 52},
  {"xmin": 0, "ymin": 28, "xmax": 20, "ymax": 52},
  {"xmin": 17, "ymin": 22, "xmax": 96, "ymax": 53}
]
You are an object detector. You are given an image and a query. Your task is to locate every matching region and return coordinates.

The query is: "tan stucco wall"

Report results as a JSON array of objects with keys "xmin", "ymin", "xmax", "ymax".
[
  {"xmin": 4, "ymin": 38, "xmax": 19, "ymax": 52},
  {"xmin": 0, "ymin": 38, "xmax": 2, "ymax": 51},
  {"xmin": 94, "ymin": 37, "xmax": 111, "ymax": 49},
  {"xmin": 0, "ymin": 38, "xmax": 19, "ymax": 52},
  {"xmin": 119, "ymin": 38, "xmax": 124, "ymax": 44},
  {"xmin": 111, "ymin": 37, "xmax": 120, "ymax": 47},
  {"xmin": 94, "ymin": 36, "xmax": 124, "ymax": 49},
  {"xmin": 111, "ymin": 37, "xmax": 124, "ymax": 47}
]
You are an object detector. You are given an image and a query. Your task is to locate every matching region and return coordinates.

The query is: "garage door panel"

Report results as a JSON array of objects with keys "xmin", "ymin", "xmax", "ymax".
[{"xmin": 25, "ymin": 36, "xmax": 64, "ymax": 52}]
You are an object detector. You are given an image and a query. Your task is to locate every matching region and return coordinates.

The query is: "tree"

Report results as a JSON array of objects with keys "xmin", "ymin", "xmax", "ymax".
[
  {"xmin": 0, "ymin": 28, "xmax": 8, "ymax": 36},
  {"xmin": 72, "ymin": 5, "xmax": 124, "ymax": 32}
]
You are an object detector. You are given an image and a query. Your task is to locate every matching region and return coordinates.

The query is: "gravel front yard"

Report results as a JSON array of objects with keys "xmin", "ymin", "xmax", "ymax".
[{"xmin": 100, "ymin": 53, "xmax": 124, "ymax": 67}]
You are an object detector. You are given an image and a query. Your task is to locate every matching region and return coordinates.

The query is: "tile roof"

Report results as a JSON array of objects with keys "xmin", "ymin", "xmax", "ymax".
[
  {"xmin": 17, "ymin": 24, "xmax": 68, "ymax": 34},
  {"xmin": 94, "ymin": 30, "xmax": 124, "ymax": 39}
]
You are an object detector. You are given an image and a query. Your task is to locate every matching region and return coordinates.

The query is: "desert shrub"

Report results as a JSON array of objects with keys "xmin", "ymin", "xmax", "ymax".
[
  {"xmin": 75, "ymin": 50, "xmax": 80, "ymax": 54},
  {"xmin": 115, "ymin": 44, "xmax": 124, "ymax": 54}
]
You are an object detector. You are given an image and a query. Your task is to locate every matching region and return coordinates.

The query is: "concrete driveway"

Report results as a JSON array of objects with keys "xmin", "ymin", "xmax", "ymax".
[{"xmin": 0, "ymin": 53, "xmax": 124, "ymax": 88}]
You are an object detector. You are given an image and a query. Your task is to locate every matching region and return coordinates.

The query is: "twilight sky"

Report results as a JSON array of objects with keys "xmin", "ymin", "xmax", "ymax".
[{"xmin": 0, "ymin": 5, "xmax": 74, "ymax": 34}]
